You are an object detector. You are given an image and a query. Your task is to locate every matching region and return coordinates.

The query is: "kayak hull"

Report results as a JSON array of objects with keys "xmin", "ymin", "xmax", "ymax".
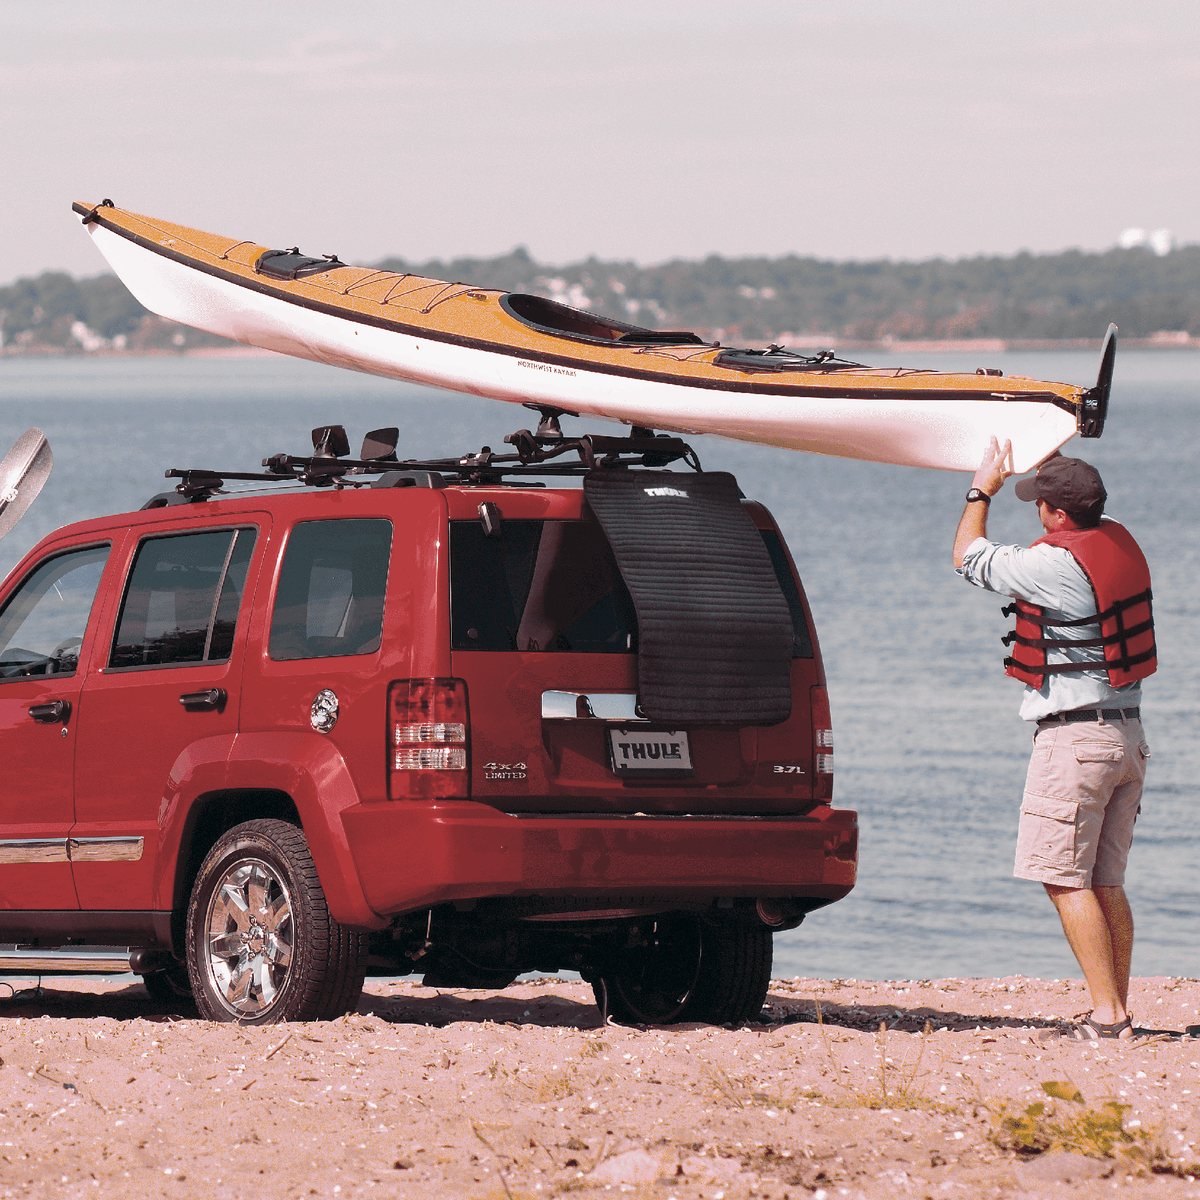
[{"xmin": 79, "ymin": 202, "xmax": 1090, "ymax": 473}]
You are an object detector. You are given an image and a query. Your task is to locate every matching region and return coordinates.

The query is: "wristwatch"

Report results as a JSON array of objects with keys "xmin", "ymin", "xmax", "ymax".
[{"xmin": 965, "ymin": 488, "xmax": 991, "ymax": 505}]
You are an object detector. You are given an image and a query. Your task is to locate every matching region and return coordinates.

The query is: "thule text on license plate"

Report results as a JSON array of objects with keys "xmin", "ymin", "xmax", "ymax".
[{"xmin": 607, "ymin": 728, "xmax": 693, "ymax": 777}]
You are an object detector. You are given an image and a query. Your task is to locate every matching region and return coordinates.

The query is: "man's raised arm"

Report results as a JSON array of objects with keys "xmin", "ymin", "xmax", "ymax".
[{"xmin": 953, "ymin": 436, "xmax": 1013, "ymax": 568}]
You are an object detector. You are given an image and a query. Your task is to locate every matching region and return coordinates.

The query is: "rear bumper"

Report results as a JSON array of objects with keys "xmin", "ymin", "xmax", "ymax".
[{"xmin": 341, "ymin": 801, "xmax": 857, "ymax": 918}]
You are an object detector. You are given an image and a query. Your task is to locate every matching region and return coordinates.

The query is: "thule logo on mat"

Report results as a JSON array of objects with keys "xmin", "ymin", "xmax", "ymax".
[{"xmin": 644, "ymin": 487, "xmax": 689, "ymax": 498}]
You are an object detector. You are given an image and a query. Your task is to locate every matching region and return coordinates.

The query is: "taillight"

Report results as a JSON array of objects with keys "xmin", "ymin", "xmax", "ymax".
[
  {"xmin": 388, "ymin": 678, "xmax": 469, "ymax": 800},
  {"xmin": 810, "ymin": 685, "xmax": 834, "ymax": 801}
]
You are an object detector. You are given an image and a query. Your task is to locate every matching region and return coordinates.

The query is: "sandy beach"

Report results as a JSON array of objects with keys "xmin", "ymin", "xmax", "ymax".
[{"xmin": 0, "ymin": 974, "xmax": 1197, "ymax": 1198}]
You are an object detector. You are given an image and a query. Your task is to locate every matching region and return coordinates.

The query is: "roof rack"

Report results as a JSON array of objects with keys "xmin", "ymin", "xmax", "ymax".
[{"xmin": 147, "ymin": 406, "xmax": 704, "ymax": 505}]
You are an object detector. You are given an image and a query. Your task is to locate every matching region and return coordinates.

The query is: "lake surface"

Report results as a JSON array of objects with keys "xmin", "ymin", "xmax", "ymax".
[{"xmin": 2, "ymin": 349, "xmax": 1196, "ymax": 981}]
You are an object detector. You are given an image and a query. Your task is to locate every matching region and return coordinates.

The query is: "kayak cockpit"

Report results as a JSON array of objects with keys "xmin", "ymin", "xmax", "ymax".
[{"xmin": 501, "ymin": 292, "xmax": 706, "ymax": 346}]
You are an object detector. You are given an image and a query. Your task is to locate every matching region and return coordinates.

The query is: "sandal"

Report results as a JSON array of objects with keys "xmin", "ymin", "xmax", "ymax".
[{"xmin": 1070, "ymin": 1013, "xmax": 1133, "ymax": 1040}]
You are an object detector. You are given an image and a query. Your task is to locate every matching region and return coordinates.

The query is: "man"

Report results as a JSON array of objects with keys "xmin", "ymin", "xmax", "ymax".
[{"xmin": 953, "ymin": 439, "xmax": 1154, "ymax": 1040}]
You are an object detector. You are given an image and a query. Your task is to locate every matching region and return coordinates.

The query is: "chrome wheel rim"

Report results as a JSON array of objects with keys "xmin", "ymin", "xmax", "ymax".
[{"xmin": 203, "ymin": 856, "xmax": 295, "ymax": 1017}]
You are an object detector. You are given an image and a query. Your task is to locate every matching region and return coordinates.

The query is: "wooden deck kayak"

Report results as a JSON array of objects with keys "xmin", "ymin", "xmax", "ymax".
[{"xmin": 74, "ymin": 199, "xmax": 1113, "ymax": 473}]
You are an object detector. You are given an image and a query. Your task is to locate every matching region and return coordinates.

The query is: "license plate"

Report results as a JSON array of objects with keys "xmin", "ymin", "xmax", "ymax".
[{"xmin": 607, "ymin": 728, "xmax": 693, "ymax": 777}]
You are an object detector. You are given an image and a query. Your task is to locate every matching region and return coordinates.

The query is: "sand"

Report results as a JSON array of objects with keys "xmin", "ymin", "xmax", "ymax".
[{"xmin": 0, "ymin": 974, "xmax": 1198, "ymax": 1199}]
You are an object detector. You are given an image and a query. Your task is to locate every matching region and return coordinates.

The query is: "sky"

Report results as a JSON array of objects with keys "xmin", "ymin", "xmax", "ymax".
[{"xmin": 2, "ymin": 0, "xmax": 1198, "ymax": 284}]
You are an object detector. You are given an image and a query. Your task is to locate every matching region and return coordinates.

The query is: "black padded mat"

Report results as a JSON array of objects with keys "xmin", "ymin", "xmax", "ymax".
[{"xmin": 583, "ymin": 470, "xmax": 794, "ymax": 725}]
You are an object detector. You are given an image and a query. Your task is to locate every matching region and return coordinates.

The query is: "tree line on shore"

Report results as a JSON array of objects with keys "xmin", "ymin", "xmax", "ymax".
[{"xmin": 3, "ymin": 242, "xmax": 1198, "ymax": 354}]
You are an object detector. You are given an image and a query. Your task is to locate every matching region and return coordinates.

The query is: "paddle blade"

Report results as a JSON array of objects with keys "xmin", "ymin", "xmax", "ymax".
[{"xmin": 0, "ymin": 428, "xmax": 53, "ymax": 540}]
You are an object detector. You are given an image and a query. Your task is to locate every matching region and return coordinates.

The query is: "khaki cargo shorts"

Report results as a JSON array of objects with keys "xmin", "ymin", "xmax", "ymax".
[{"xmin": 1014, "ymin": 716, "xmax": 1149, "ymax": 887}]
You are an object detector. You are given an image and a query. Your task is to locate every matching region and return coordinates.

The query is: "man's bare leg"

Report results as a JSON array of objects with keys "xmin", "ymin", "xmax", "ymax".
[
  {"xmin": 1094, "ymin": 885, "xmax": 1134, "ymax": 1011},
  {"xmin": 1044, "ymin": 883, "xmax": 1134, "ymax": 1036}
]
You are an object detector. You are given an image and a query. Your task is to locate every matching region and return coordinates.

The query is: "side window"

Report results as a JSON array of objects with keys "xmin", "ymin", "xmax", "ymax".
[
  {"xmin": 269, "ymin": 520, "xmax": 392, "ymax": 661},
  {"xmin": 0, "ymin": 545, "xmax": 110, "ymax": 679},
  {"xmin": 109, "ymin": 528, "xmax": 256, "ymax": 669}
]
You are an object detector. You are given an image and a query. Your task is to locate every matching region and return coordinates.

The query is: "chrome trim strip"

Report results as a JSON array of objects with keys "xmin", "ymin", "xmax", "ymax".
[
  {"xmin": 67, "ymin": 837, "xmax": 145, "ymax": 863},
  {"xmin": 0, "ymin": 836, "xmax": 145, "ymax": 864},
  {"xmin": 0, "ymin": 839, "xmax": 70, "ymax": 865},
  {"xmin": 541, "ymin": 690, "xmax": 646, "ymax": 721},
  {"xmin": 0, "ymin": 951, "xmax": 132, "ymax": 974}
]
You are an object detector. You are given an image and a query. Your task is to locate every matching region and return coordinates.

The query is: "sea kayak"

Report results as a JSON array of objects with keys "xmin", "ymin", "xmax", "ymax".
[{"xmin": 74, "ymin": 199, "xmax": 1113, "ymax": 473}]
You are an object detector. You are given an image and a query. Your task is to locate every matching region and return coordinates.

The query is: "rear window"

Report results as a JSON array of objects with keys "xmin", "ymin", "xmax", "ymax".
[
  {"xmin": 269, "ymin": 519, "xmax": 392, "ymax": 661},
  {"xmin": 451, "ymin": 519, "xmax": 637, "ymax": 652},
  {"xmin": 451, "ymin": 519, "xmax": 815, "ymax": 657}
]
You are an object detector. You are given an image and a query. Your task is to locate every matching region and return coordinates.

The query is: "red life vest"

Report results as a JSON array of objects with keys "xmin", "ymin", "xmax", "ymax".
[{"xmin": 1002, "ymin": 521, "xmax": 1156, "ymax": 689}]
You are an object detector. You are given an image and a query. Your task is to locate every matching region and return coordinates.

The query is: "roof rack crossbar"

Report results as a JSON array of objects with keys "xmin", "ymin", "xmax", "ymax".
[{"xmin": 156, "ymin": 416, "xmax": 703, "ymax": 502}]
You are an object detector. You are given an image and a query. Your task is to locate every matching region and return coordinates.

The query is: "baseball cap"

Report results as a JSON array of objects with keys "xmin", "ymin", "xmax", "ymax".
[{"xmin": 1014, "ymin": 456, "xmax": 1107, "ymax": 511}]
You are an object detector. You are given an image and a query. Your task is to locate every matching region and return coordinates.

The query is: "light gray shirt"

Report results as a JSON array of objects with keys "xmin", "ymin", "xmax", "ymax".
[{"xmin": 957, "ymin": 532, "xmax": 1142, "ymax": 722}]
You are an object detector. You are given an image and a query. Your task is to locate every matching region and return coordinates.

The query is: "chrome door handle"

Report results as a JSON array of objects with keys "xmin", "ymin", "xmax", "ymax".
[
  {"xmin": 29, "ymin": 699, "xmax": 71, "ymax": 723},
  {"xmin": 179, "ymin": 688, "xmax": 226, "ymax": 712}
]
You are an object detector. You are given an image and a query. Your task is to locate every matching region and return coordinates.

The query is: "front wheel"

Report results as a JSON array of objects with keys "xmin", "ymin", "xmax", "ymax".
[{"xmin": 185, "ymin": 819, "xmax": 366, "ymax": 1024}]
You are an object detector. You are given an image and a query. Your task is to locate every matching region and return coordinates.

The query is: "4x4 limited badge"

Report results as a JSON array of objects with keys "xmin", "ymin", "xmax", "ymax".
[{"xmin": 483, "ymin": 762, "xmax": 527, "ymax": 781}]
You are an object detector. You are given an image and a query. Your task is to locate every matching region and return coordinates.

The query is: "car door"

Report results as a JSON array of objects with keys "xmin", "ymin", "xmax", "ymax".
[
  {"xmin": 0, "ymin": 541, "xmax": 112, "ymax": 910},
  {"xmin": 71, "ymin": 520, "xmax": 264, "ymax": 911}
]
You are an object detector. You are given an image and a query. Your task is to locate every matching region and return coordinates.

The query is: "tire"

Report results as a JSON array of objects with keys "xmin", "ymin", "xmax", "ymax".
[
  {"xmin": 688, "ymin": 919, "xmax": 773, "ymax": 1025},
  {"xmin": 185, "ymin": 819, "xmax": 366, "ymax": 1024},
  {"xmin": 140, "ymin": 961, "xmax": 194, "ymax": 1008},
  {"xmin": 591, "ymin": 915, "xmax": 704, "ymax": 1025},
  {"xmin": 591, "ymin": 915, "xmax": 773, "ymax": 1026}
]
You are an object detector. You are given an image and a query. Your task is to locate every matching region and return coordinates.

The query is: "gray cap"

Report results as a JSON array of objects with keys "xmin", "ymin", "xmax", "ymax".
[{"xmin": 1014, "ymin": 456, "xmax": 1106, "ymax": 511}]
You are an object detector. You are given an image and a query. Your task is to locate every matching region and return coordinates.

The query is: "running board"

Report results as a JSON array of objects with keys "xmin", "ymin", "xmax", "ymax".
[{"xmin": 0, "ymin": 948, "xmax": 133, "ymax": 975}]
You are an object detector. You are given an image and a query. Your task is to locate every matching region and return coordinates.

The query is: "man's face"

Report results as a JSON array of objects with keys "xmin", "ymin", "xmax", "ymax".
[{"xmin": 1036, "ymin": 496, "xmax": 1070, "ymax": 533}]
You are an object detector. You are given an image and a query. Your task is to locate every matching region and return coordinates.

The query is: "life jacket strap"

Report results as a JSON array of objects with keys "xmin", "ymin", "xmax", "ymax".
[
  {"xmin": 1001, "ymin": 616, "xmax": 1154, "ymax": 650},
  {"xmin": 999, "ymin": 588, "xmax": 1152, "ymax": 628},
  {"xmin": 1004, "ymin": 645, "xmax": 1157, "ymax": 676}
]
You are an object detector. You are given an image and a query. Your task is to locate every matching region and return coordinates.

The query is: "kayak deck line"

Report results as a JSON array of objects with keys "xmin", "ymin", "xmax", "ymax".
[{"xmin": 74, "ymin": 199, "xmax": 1110, "ymax": 473}]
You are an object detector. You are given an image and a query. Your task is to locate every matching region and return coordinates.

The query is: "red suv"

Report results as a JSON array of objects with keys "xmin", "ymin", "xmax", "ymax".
[{"xmin": 0, "ymin": 415, "xmax": 856, "ymax": 1025}]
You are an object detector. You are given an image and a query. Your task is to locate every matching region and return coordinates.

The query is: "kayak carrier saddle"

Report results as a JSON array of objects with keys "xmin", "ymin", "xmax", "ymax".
[{"xmin": 144, "ymin": 406, "xmax": 704, "ymax": 506}]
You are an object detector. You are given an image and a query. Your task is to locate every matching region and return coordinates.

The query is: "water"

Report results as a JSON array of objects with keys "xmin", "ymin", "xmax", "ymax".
[{"xmin": 2, "ymin": 349, "xmax": 1196, "ymax": 981}]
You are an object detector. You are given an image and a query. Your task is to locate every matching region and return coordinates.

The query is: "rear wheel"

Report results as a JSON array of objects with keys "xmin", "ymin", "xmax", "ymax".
[
  {"xmin": 592, "ymin": 914, "xmax": 772, "ymax": 1026},
  {"xmin": 688, "ymin": 920, "xmax": 773, "ymax": 1025},
  {"xmin": 185, "ymin": 819, "xmax": 366, "ymax": 1024},
  {"xmin": 591, "ymin": 915, "xmax": 703, "ymax": 1025}
]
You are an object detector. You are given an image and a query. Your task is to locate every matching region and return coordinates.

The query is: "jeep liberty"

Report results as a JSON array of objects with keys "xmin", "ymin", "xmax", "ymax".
[{"xmin": 0, "ymin": 414, "xmax": 857, "ymax": 1024}]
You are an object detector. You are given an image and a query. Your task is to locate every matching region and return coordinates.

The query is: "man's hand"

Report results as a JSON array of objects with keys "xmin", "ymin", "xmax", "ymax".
[
  {"xmin": 953, "ymin": 436, "xmax": 1013, "ymax": 568},
  {"xmin": 972, "ymin": 436, "xmax": 1013, "ymax": 497}
]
